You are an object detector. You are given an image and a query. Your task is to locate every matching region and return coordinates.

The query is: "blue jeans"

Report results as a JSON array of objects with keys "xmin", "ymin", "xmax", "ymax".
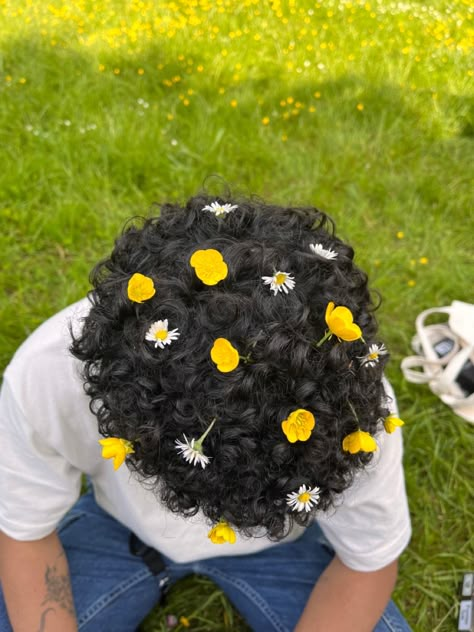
[{"xmin": 0, "ymin": 489, "xmax": 411, "ymax": 631}]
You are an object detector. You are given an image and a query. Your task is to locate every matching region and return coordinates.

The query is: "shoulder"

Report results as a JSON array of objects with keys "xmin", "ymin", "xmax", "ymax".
[
  {"xmin": 317, "ymin": 380, "xmax": 411, "ymax": 571},
  {"xmin": 6, "ymin": 298, "xmax": 91, "ymax": 369},
  {"xmin": 3, "ymin": 298, "xmax": 93, "ymax": 433},
  {"xmin": 5, "ymin": 298, "xmax": 90, "ymax": 381}
]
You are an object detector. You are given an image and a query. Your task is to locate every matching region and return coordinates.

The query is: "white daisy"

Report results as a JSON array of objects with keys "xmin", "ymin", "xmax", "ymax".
[
  {"xmin": 145, "ymin": 319, "xmax": 180, "ymax": 349},
  {"xmin": 174, "ymin": 418, "xmax": 216, "ymax": 469},
  {"xmin": 286, "ymin": 484, "xmax": 321, "ymax": 513},
  {"xmin": 174, "ymin": 435, "xmax": 211, "ymax": 469},
  {"xmin": 202, "ymin": 201, "xmax": 238, "ymax": 217},
  {"xmin": 357, "ymin": 343, "xmax": 387, "ymax": 368},
  {"xmin": 309, "ymin": 243, "xmax": 338, "ymax": 260},
  {"xmin": 261, "ymin": 271, "xmax": 296, "ymax": 295}
]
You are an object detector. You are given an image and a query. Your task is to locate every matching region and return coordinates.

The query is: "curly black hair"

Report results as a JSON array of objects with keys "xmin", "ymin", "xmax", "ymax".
[{"xmin": 70, "ymin": 194, "xmax": 391, "ymax": 540}]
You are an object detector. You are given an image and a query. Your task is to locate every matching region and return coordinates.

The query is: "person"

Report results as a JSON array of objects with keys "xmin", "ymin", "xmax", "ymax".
[{"xmin": 0, "ymin": 195, "xmax": 412, "ymax": 632}]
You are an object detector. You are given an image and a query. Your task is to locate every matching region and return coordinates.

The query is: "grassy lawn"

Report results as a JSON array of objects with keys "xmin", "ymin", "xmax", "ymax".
[{"xmin": 1, "ymin": 0, "xmax": 473, "ymax": 630}]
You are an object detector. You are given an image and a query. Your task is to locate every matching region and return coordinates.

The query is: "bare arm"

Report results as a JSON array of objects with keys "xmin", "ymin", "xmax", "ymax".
[
  {"xmin": 0, "ymin": 530, "xmax": 77, "ymax": 632},
  {"xmin": 295, "ymin": 556, "xmax": 398, "ymax": 632}
]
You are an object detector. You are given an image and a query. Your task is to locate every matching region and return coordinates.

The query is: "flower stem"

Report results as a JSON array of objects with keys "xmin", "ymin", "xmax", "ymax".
[
  {"xmin": 348, "ymin": 401, "xmax": 359, "ymax": 423},
  {"xmin": 315, "ymin": 330, "xmax": 332, "ymax": 347},
  {"xmin": 195, "ymin": 418, "xmax": 217, "ymax": 451}
]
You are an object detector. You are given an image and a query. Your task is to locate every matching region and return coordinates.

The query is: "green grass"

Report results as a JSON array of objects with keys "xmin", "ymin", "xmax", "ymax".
[{"xmin": 1, "ymin": 0, "xmax": 473, "ymax": 630}]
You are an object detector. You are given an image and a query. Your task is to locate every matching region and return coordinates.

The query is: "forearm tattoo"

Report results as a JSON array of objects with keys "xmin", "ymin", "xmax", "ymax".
[
  {"xmin": 37, "ymin": 608, "xmax": 55, "ymax": 632},
  {"xmin": 37, "ymin": 550, "xmax": 75, "ymax": 630}
]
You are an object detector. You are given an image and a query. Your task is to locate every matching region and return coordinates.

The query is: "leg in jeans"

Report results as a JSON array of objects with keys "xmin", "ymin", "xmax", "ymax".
[
  {"xmin": 0, "ymin": 493, "xmax": 411, "ymax": 632},
  {"xmin": 180, "ymin": 523, "xmax": 412, "ymax": 632},
  {"xmin": 0, "ymin": 489, "xmax": 170, "ymax": 632}
]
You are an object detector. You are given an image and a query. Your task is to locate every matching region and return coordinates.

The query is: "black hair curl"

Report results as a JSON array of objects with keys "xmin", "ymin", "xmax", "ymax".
[{"xmin": 71, "ymin": 194, "xmax": 391, "ymax": 540}]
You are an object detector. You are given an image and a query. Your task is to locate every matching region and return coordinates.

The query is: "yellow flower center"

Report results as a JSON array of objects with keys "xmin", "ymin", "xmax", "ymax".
[
  {"xmin": 275, "ymin": 272, "xmax": 287, "ymax": 285},
  {"xmin": 155, "ymin": 329, "xmax": 167, "ymax": 341},
  {"xmin": 296, "ymin": 412, "xmax": 306, "ymax": 426},
  {"xmin": 368, "ymin": 351, "xmax": 378, "ymax": 360},
  {"xmin": 298, "ymin": 492, "xmax": 311, "ymax": 503}
]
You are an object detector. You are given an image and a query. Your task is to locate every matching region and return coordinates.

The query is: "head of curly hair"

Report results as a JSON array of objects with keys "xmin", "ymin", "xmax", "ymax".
[{"xmin": 70, "ymin": 194, "xmax": 391, "ymax": 540}]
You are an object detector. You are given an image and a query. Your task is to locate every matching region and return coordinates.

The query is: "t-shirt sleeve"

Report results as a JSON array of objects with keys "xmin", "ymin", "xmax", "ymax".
[
  {"xmin": 316, "ymin": 382, "xmax": 411, "ymax": 572},
  {"xmin": 0, "ymin": 378, "xmax": 82, "ymax": 541}
]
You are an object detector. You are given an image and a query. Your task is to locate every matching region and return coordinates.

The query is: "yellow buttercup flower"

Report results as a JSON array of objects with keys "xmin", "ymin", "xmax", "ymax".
[
  {"xmin": 281, "ymin": 408, "xmax": 315, "ymax": 443},
  {"xmin": 208, "ymin": 520, "xmax": 237, "ymax": 544},
  {"xmin": 210, "ymin": 338, "xmax": 239, "ymax": 372},
  {"xmin": 99, "ymin": 437, "xmax": 135, "ymax": 470},
  {"xmin": 317, "ymin": 302, "xmax": 362, "ymax": 345},
  {"xmin": 190, "ymin": 249, "xmax": 228, "ymax": 285},
  {"xmin": 342, "ymin": 430, "xmax": 377, "ymax": 454},
  {"xmin": 384, "ymin": 415, "xmax": 405, "ymax": 434},
  {"xmin": 127, "ymin": 273, "xmax": 156, "ymax": 303}
]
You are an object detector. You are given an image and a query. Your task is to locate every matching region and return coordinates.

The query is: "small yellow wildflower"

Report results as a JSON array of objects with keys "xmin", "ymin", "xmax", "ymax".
[
  {"xmin": 230, "ymin": 99, "xmax": 238, "ymax": 107},
  {"xmin": 342, "ymin": 430, "xmax": 377, "ymax": 454},
  {"xmin": 98, "ymin": 64, "xmax": 105, "ymax": 72},
  {"xmin": 262, "ymin": 116, "xmax": 270, "ymax": 125},
  {"xmin": 357, "ymin": 103, "xmax": 364, "ymax": 111},
  {"xmin": 317, "ymin": 302, "xmax": 362, "ymax": 345},
  {"xmin": 127, "ymin": 273, "xmax": 156, "ymax": 303},
  {"xmin": 281, "ymin": 409, "xmax": 315, "ymax": 443},
  {"xmin": 287, "ymin": 96, "xmax": 294, "ymax": 104},
  {"xmin": 99, "ymin": 438, "xmax": 134, "ymax": 470},
  {"xmin": 189, "ymin": 249, "xmax": 228, "ymax": 286},
  {"xmin": 210, "ymin": 338, "xmax": 239, "ymax": 373},
  {"xmin": 419, "ymin": 257, "xmax": 429, "ymax": 265},
  {"xmin": 19, "ymin": 77, "xmax": 27, "ymax": 84},
  {"xmin": 113, "ymin": 68, "xmax": 120, "ymax": 75},
  {"xmin": 179, "ymin": 615, "xmax": 191, "ymax": 627},
  {"xmin": 396, "ymin": 231, "xmax": 404, "ymax": 239},
  {"xmin": 384, "ymin": 415, "xmax": 405, "ymax": 434},
  {"xmin": 407, "ymin": 280, "xmax": 416, "ymax": 287},
  {"xmin": 138, "ymin": 68, "xmax": 145, "ymax": 75},
  {"xmin": 208, "ymin": 520, "xmax": 237, "ymax": 544}
]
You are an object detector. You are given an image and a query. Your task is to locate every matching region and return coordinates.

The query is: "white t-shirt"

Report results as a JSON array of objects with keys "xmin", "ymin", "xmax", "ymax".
[{"xmin": 0, "ymin": 300, "xmax": 411, "ymax": 572}]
